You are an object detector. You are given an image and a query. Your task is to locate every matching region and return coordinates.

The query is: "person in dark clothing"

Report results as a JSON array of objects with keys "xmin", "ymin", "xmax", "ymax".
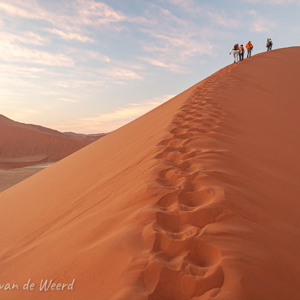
[
  {"xmin": 239, "ymin": 44, "xmax": 245, "ymax": 61},
  {"xmin": 266, "ymin": 38, "xmax": 273, "ymax": 51}
]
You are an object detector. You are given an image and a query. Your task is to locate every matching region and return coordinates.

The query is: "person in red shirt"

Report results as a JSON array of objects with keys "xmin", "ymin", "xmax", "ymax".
[
  {"xmin": 229, "ymin": 43, "xmax": 240, "ymax": 63},
  {"xmin": 246, "ymin": 41, "xmax": 253, "ymax": 58}
]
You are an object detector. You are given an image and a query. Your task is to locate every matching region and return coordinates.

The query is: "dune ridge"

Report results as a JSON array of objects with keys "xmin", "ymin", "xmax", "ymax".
[{"xmin": 1, "ymin": 47, "xmax": 300, "ymax": 300}]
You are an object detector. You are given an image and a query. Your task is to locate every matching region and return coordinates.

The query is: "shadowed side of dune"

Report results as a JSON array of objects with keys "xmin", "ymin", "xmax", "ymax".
[
  {"xmin": 0, "ymin": 47, "xmax": 300, "ymax": 300},
  {"xmin": 0, "ymin": 114, "xmax": 103, "ymax": 168},
  {"xmin": 0, "ymin": 115, "xmax": 105, "ymax": 191}
]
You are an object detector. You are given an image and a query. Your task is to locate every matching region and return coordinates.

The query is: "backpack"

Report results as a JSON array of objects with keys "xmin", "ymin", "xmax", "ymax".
[{"xmin": 234, "ymin": 44, "xmax": 238, "ymax": 50}]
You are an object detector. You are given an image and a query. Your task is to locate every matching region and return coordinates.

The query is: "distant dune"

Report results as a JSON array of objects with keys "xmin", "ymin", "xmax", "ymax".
[
  {"xmin": 63, "ymin": 131, "xmax": 106, "ymax": 143},
  {"xmin": 0, "ymin": 115, "xmax": 105, "ymax": 192},
  {"xmin": 0, "ymin": 115, "xmax": 104, "ymax": 169},
  {"xmin": 1, "ymin": 47, "xmax": 300, "ymax": 300}
]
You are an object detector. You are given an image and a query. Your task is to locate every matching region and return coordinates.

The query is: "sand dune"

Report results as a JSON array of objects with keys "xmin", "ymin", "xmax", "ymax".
[
  {"xmin": 1, "ymin": 47, "xmax": 300, "ymax": 299},
  {"xmin": 0, "ymin": 114, "xmax": 103, "ymax": 169},
  {"xmin": 0, "ymin": 115, "xmax": 105, "ymax": 191},
  {"xmin": 63, "ymin": 132, "xmax": 106, "ymax": 143},
  {"xmin": 0, "ymin": 163, "xmax": 54, "ymax": 193}
]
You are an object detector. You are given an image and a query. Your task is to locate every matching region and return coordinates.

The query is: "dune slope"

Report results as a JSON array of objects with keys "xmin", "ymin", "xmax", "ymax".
[
  {"xmin": 0, "ymin": 47, "xmax": 300, "ymax": 300},
  {"xmin": 0, "ymin": 115, "xmax": 101, "ymax": 169}
]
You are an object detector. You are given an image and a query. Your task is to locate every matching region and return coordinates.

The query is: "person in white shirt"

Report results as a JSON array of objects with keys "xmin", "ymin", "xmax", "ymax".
[{"xmin": 230, "ymin": 43, "xmax": 240, "ymax": 64}]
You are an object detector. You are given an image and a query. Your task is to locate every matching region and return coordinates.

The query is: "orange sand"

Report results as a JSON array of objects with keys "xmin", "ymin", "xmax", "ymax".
[
  {"xmin": 0, "ymin": 47, "xmax": 300, "ymax": 299},
  {"xmin": 0, "ymin": 115, "xmax": 104, "ymax": 191},
  {"xmin": 0, "ymin": 114, "xmax": 103, "ymax": 169},
  {"xmin": 0, "ymin": 163, "xmax": 53, "ymax": 193}
]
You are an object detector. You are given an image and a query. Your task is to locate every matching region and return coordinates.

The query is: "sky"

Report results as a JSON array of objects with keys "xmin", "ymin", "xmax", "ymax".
[{"xmin": 0, "ymin": 0, "xmax": 299, "ymax": 133}]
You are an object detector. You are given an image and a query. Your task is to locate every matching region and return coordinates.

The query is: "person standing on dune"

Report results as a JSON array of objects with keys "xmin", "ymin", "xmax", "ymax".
[
  {"xmin": 266, "ymin": 38, "xmax": 273, "ymax": 51},
  {"xmin": 230, "ymin": 43, "xmax": 240, "ymax": 64},
  {"xmin": 246, "ymin": 41, "xmax": 253, "ymax": 57},
  {"xmin": 239, "ymin": 44, "xmax": 245, "ymax": 61}
]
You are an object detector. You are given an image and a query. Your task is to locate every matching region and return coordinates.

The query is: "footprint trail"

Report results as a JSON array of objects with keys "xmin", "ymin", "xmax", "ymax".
[{"xmin": 143, "ymin": 69, "xmax": 235, "ymax": 300}]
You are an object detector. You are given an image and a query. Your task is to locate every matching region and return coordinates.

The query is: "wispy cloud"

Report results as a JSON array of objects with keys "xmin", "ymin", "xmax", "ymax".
[
  {"xmin": 55, "ymin": 94, "xmax": 175, "ymax": 133},
  {"xmin": 98, "ymin": 67, "xmax": 144, "ymax": 80},
  {"xmin": 83, "ymin": 94, "xmax": 173, "ymax": 123},
  {"xmin": 7, "ymin": 108, "xmax": 41, "ymax": 123},
  {"xmin": 0, "ymin": 40, "xmax": 74, "ymax": 67},
  {"xmin": 136, "ymin": 4, "xmax": 214, "ymax": 73},
  {"xmin": 160, "ymin": 0, "xmax": 202, "ymax": 13},
  {"xmin": 163, "ymin": 0, "xmax": 194, "ymax": 8},
  {"xmin": 0, "ymin": 64, "xmax": 49, "ymax": 79},
  {"xmin": 140, "ymin": 57, "xmax": 186, "ymax": 73},
  {"xmin": 0, "ymin": 0, "xmax": 126, "ymax": 30},
  {"xmin": 247, "ymin": 10, "xmax": 276, "ymax": 32},
  {"xmin": 0, "ymin": 31, "xmax": 48, "ymax": 46},
  {"xmin": 52, "ymin": 64, "xmax": 143, "ymax": 90},
  {"xmin": 58, "ymin": 98, "xmax": 79, "ymax": 103},
  {"xmin": 139, "ymin": 29, "xmax": 213, "ymax": 72},
  {"xmin": 46, "ymin": 28, "xmax": 94, "ymax": 43},
  {"xmin": 0, "ymin": 0, "xmax": 127, "ymax": 61},
  {"xmin": 242, "ymin": 0, "xmax": 299, "ymax": 4},
  {"xmin": 207, "ymin": 11, "xmax": 241, "ymax": 28},
  {"xmin": 54, "ymin": 79, "xmax": 105, "ymax": 89},
  {"xmin": 0, "ymin": 1, "xmax": 41, "ymax": 19}
]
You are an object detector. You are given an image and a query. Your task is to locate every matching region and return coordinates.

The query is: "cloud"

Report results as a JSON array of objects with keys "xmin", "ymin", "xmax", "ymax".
[
  {"xmin": 0, "ymin": 1, "xmax": 40, "ymax": 19},
  {"xmin": 0, "ymin": 0, "xmax": 126, "ymax": 28},
  {"xmin": 76, "ymin": 0, "xmax": 125, "ymax": 25},
  {"xmin": 7, "ymin": 108, "xmax": 41, "ymax": 122},
  {"xmin": 160, "ymin": 0, "xmax": 202, "ymax": 13},
  {"xmin": 98, "ymin": 67, "xmax": 143, "ymax": 80},
  {"xmin": 139, "ymin": 57, "xmax": 186, "ymax": 73},
  {"xmin": 85, "ymin": 51, "xmax": 111, "ymax": 63},
  {"xmin": 0, "ymin": 0, "xmax": 127, "ymax": 42},
  {"xmin": 242, "ymin": 0, "xmax": 299, "ymax": 3},
  {"xmin": 52, "ymin": 64, "xmax": 142, "ymax": 90},
  {"xmin": 54, "ymin": 79, "xmax": 105, "ymax": 89},
  {"xmin": 140, "ymin": 29, "xmax": 214, "ymax": 69},
  {"xmin": 0, "ymin": 64, "xmax": 48, "ymax": 79},
  {"xmin": 207, "ymin": 11, "xmax": 241, "ymax": 28},
  {"xmin": 0, "ymin": 40, "xmax": 74, "ymax": 67},
  {"xmin": 132, "ymin": 4, "xmax": 215, "ymax": 74},
  {"xmin": 0, "ymin": 31, "xmax": 48, "ymax": 46},
  {"xmin": 83, "ymin": 94, "xmax": 173, "ymax": 123},
  {"xmin": 247, "ymin": 10, "xmax": 276, "ymax": 32},
  {"xmin": 46, "ymin": 28, "xmax": 94, "ymax": 42},
  {"xmin": 164, "ymin": 0, "xmax": 194, "ymax": 8},
  {"xmin": 55, "ymin": 95, "xmax": 175, "ymax": 133},
  {"xmin": 0, "ymin": 31, "xmax": 74, "ymax": 67},
  {"xmin": 58, "ymin": 98, "xmax": 79, "ymax": 103}
]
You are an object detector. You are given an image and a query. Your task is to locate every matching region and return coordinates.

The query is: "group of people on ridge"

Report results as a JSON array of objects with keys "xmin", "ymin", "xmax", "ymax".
[
  {"xmin": 229, "ymin": 38, "xmax": 273, "ymax": 64},
  {"xmin": 229, "ymin": 41, "xmax": 253, "ymax": 64}
]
